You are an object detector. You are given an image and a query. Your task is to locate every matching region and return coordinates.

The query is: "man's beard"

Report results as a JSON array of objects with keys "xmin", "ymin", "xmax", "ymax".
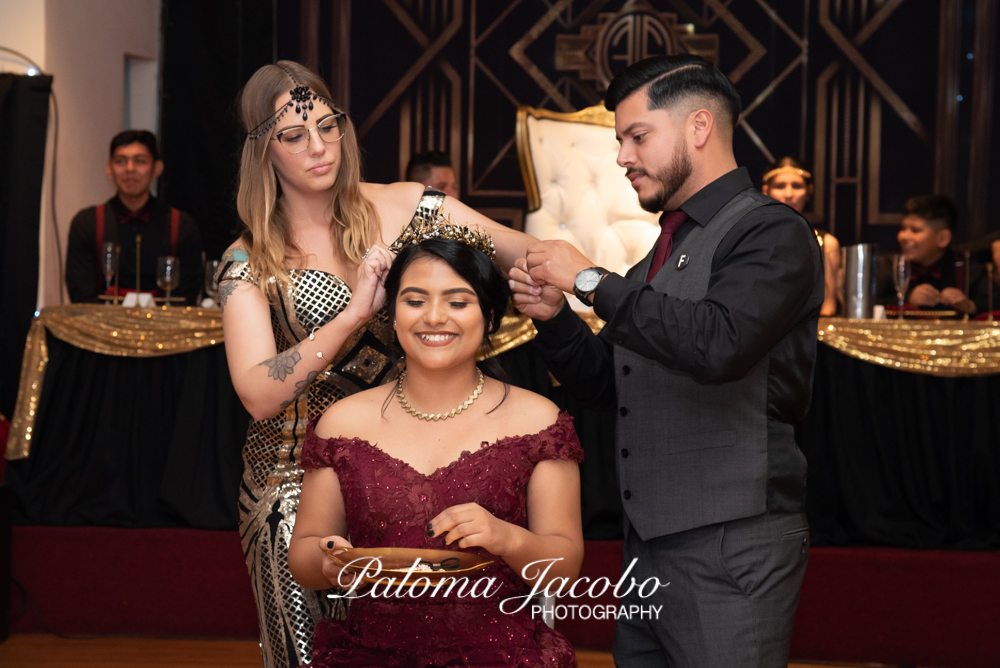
[{"xmin": 636, "ymin": 141, "xmax": 693, "ymax": 213}]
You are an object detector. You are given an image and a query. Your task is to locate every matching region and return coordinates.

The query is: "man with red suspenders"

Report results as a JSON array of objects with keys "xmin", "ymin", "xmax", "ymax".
[{"xmin": 65, "ymin": 130, "xmax": 203, "ymax": 304}]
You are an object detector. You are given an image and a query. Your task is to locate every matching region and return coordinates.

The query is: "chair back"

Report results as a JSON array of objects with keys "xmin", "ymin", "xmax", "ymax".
[{"xmin": 516, "ymin": 104, "xmax": 659, "ymax": 308}]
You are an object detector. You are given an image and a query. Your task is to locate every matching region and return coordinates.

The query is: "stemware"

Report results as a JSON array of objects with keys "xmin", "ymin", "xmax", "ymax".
[
  {"xmin": 101, "ymin": 242, "xmax": 120, "ymax": 304},
  {"xmin": 892, "ymin": 254, "xmax": 911, "ymax": 320},
  {"xmin": 204, "ymin": 259, "xmax": 221, "ymax": 303},
  {"xmin": 157, "ymin": 256, "xmax": 180, "ymax": 307}
]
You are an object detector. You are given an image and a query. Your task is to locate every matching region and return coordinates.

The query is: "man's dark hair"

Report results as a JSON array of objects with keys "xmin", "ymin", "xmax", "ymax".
[
  {"xmin": 406, "ymin": 150, "xmax": 452, "ymax": 183},
  {"xmin": 110, "ymin": 130, "xmax": 159, "ymax": 162},
  {"xmin": 604, "ymin": 54, "xmax": 742, "ymax": 134},
  {"xmin": 903, "ymin": 194, "xmax": 957, "ymax": 232}
]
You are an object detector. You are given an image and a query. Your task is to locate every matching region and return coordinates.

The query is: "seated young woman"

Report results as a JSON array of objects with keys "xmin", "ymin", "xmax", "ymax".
[{"xmin": 288, "ymin": 232, "xmax": 584, "ymax": 667}]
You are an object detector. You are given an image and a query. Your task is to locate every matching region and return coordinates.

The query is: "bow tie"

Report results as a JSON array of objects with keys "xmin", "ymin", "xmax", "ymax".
[
  {"xmin": 910, "ymin": 262, "xmax": 942, "ymax": 280},
  {"xmin": 117, "ymin": 209, "xmax": 151, "ymax": 225}
]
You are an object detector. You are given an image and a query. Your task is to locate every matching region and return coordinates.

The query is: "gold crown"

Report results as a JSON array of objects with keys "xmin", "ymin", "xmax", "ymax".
[
  {"xmin": 762, "ymin": 165, "xmax": 812, "ymax": 184},
  {"xmin": 388, "ymin": 208, "xmax": 496, "ymax": 259}
]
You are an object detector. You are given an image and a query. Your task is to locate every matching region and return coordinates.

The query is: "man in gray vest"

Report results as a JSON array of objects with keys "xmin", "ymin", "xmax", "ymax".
[{"xmin": 509, "ymin": 54, "xmax": 823, "ymax": 666}]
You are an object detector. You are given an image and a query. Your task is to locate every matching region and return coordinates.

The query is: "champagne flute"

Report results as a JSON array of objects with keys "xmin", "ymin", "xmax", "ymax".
[
  {"xmin": 157, "ymin": 256, "xmax": 180, "ymax": 307},
  {"xmin": 205, "ymin": 259, "xmax": 221, "ymax": 303},
  {"xmin": 102, "ymin": 242, "xmax": 120, "ymax": 304},
  {"xmin": 893, "ymin": 253, "xmax": 911, "ymax": 320}
]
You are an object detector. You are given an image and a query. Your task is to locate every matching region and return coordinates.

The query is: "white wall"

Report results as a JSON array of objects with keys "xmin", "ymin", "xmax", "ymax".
[
  {"xmin": 39, "ymin": 0, "xmax": 160, "ymax": 306},
  {"xmin": 0, "ymin": 0, "xmax": 45, "ymax": 72},
  {"xmin": 1, "ymin": 0, "xmax": 160, "ymax": 306}
]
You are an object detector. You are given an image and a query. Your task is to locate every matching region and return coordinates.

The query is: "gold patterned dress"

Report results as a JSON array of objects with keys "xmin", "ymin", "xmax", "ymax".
[{"xmin": 219, "ymin": 189, "xmax": 445, "ymax": 668}]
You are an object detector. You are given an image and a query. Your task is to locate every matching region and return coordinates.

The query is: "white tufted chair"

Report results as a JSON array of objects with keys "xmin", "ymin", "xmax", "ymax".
[{"xmin": 515, "ymin": 104, "xmax": 660, "ymax": 310}]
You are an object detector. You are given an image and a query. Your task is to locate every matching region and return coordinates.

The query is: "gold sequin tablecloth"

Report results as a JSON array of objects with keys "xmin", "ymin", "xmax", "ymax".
[
  {"xmin": 6, "ymin": 305, "xmax": 223, "ymax": 460},
  {"xmin": 817, "ymin": 317, "xmax": 1000, "ymax": 377}
]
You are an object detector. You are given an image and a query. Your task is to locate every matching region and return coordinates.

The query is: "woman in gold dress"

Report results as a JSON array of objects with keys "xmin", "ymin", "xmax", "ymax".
[
  {"xmin": 218, "ymin": 61, "xmax": 532, "ymax": 668},
  {"xmin": 761, "ymin": 157, "xmax": 840, "ymax": 316}
]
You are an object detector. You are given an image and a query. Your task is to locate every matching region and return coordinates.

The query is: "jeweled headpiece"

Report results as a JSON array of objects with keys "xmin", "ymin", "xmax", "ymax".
[
  {"xmin": 388, "ymin": 208, "xmax": 496, "ymax": 260},
  {"xmin": 762, "ymin": 165, "xmax": 812, "ymax": 184},
  {"xmin": 247, "ymin": 65, "xmax": 341, "ymax": 140}
]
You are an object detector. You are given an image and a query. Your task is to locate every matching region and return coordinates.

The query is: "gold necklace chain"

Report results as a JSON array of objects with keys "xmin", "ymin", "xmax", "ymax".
[{"xmin": 396, "ymin": 368, "xmax": 485, "ymax": 421}]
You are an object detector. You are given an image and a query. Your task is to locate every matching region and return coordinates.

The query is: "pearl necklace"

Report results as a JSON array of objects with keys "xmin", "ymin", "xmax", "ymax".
[{"xmin": 396, "ymin": 368, "xmax": 485, "ymax": 421}]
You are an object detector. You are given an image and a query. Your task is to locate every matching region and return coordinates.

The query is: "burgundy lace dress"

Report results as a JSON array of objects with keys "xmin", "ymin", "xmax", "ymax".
[{"xmin": 300, "ymin": 412, "xmax": 583, "ymax": 668}]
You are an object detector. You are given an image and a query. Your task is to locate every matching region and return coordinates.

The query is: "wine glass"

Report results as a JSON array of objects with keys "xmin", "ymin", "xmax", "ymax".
[
  {"xmin": 892, "ymin": 254, "xmax": 911, "ymax": 320},
  {"xmin": 205, "ymin": 259, "xmax": 221, "ymax": 303},
  {"xmin": 101, "ymin": 242, "xmax": 120, "ymax": 304},
  {"xmin": 157, "ymin": 256, "xmax": 180, "ymax": 307}
]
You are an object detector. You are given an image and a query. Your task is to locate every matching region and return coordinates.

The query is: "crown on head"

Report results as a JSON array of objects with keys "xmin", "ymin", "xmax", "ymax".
[
  {"xmin": 388, "ymin": 208, "xmax": 496, "ymax": 259},
  {"xmin": 763, "ymin": 165, "xmax": 812, "ymax": 184},
  {"xmin": 247, "ymin": 65, "xmax": 341, "ymax": 140}
]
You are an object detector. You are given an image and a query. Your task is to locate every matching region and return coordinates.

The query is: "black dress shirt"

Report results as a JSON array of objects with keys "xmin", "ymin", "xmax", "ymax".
[
  {"xmin": 66, "ymin": 195, "xmax": 203, "ymax": 304},
  {"xmin": 532, "ymin": 167, "xmax": 824, "ymax": 512},
  {"xmin": 875, "ymin": 247, "xmax": 985, "ymax": 316}
]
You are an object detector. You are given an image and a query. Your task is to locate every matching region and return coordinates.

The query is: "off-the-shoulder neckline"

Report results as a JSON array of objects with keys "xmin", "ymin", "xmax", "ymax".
[{"xmin": 307, "ymin": 411, "xmax": 572, "ymax": 478}]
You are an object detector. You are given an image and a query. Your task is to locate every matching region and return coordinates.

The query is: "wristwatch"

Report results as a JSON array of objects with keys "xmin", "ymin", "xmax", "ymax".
[{"xmin": 573, "ymin": 267, "xmax": 610, "ymax": 307}]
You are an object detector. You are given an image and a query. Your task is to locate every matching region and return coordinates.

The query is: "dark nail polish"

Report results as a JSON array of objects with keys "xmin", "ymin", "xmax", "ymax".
[
  {"xmin": 326, "ymin": 541, "xmax": 334, "ymax": 549},
  {"xmin": 426, "ymin": 523, "xmax": 433, "ymax": 530},
  {"xmin": 427, "ymin": 530, "xmax": 434, "ymax": 537}
]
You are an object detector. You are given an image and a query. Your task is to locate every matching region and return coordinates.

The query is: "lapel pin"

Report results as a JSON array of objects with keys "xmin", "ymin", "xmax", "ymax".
[{"xmin": 676, "ymin": 254, "xmax": 690, "ymax": 270}]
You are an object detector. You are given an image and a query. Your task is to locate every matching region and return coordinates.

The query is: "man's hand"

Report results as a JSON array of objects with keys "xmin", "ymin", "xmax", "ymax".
[
  {"xmin": 525, "ymin": 240, "xmax": 595, "ymax": 294},
  {"xmin": 509, "ymin": 259, "xmax": 565, "ymax": 321},
  {"xmin": 940, "ymin": 287, "xmax": 975, "ymax": 314},
  {"xmin": 939, "ymin": 287, "xmax": 967, "ymax": 307},
  {"xmin": 908, "ymin": 284, "xmax": 941, "ymax": 307}
]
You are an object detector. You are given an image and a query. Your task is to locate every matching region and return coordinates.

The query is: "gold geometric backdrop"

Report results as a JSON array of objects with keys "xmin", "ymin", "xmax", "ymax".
[{"xmin": 345, "ymin": 0, "xmax": 997, "ymax": 245}]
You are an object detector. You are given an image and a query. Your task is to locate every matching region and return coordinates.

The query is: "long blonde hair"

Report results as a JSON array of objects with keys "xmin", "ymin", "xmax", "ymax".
[{"xmin": 236, "ymin": 60, "xmax": 379, "ymax": 297}]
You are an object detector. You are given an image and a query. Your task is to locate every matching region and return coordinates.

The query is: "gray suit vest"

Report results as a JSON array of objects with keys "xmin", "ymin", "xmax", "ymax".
[{"xmin": 614, "ymin": 188, "xmax": 776, "ymax": 540}]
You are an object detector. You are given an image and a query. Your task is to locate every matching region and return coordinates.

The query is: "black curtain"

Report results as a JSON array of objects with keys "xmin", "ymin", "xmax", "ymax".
[
  {"xmin": 797, "ymin": 345, "xmax": 1000, "ymax": 550},
  {"xmin": 158, "ymin": 0, "xmax": 277, "ymax": 262},
  {"xmin": 0, "ymin": 74, "xmax": 51, "ymax": 418},
  {"xmin": 5, "ymin": 334, "xmax": 249, "ymax": 529}
]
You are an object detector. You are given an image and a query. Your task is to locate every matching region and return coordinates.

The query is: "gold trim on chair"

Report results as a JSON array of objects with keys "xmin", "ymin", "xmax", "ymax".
[{"xmin": 515, "ymin": 104, "xmax": 617, "ymax": 213}]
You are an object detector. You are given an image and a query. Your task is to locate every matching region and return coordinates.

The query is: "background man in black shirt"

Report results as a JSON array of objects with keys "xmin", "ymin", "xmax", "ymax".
[
  {"xmin": 510, "ymin": 55, "xmax": 823, "ymax": 666},
  {"xmin": 65, "ymin": 130, "xmax": 202, "ymax": 304},
  {"xmin": 405, "ymin": 150, "xmax": 459, "ymax": 199}
]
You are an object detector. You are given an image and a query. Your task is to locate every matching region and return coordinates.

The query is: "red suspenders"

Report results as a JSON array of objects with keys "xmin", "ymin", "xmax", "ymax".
[
  {"xmin": 169, "ymin": 208, "xmax": 179, "ymax": 256},
  {"xmin": 95, "ymin": 203, "xmax": 105, "ymax": 259}
]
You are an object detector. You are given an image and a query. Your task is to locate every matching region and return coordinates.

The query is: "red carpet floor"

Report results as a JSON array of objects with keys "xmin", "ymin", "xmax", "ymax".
[{"xmin": 10, "ymin": 527, "xmax": 1000, "ymax": 666}]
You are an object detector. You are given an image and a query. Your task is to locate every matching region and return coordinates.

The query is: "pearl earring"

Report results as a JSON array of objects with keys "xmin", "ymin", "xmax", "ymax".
[{"xmin": 393, "ymin": 320, "xmax": 397, "ymax": 326}]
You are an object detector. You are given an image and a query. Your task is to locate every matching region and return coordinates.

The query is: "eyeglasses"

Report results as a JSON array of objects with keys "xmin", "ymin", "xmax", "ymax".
[{"xmin": 272, "ymin": 114, "xmax": 345, "ymax": 154}]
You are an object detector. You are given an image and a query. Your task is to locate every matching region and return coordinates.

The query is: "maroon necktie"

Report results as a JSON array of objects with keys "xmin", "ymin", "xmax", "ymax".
[{"xmin": 646, "ymin": 211, "xmax": 688, "ymax": 282}]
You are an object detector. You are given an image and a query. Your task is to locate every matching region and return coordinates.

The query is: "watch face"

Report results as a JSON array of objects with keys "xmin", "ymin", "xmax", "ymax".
[{"xmin": 576, "ymin": 268, "xmax": 602, "ymax": 292}]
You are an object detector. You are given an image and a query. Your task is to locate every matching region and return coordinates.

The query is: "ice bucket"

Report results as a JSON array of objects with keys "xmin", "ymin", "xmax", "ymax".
[{"xmin": 841, "ymin": 244, "xmax": 877, "ymax": 319}]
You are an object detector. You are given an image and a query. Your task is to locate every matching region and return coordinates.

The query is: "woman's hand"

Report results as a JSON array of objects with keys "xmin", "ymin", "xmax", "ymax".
[
  {"xmin": 428, "ymin": 503, "xmax": 516, "ymax": 556},
  {"xmin": 318, "ymin": 535, "xmax": 354, "ymax": 587},
  {"xmin": 509, "ymin": 258, "xmax": 566, "ymax": 321},
  {"xmin": 343, "ymin": 244, "xmax": 393, "ymax": 323}
]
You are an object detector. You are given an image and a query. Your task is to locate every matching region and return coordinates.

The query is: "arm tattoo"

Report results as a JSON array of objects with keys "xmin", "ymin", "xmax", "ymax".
[
  {"xmin": 217, "ymin": 247, "xmax": 249, "ymax": 312},
  {"xmin": 221, "ymin": 247, "xmax": 250, "ymax": 263},
  {"xmin": 279, "ymin": 370, "xmax": 320, "ymax": 410},
  {"xmin": 218, "ymin": 279, "xmax": 238, "ymax": 310},
  {"xmin": 259, "ymin": 343, "xmax": 302, "ymax": 382}
]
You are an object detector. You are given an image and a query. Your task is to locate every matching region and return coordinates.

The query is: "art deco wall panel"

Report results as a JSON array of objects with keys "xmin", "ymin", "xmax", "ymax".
[{"xmin": 341, "ymin": 0, "xmax": 997, "ymax": 246}]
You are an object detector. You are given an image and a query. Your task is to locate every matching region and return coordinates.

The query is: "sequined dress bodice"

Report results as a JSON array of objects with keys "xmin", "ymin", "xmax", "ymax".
[
  {"xmin": 300, "ymin": 412, "xmax": 582, "ymax": 668},
  {"xmin": 231, "ymin": 266, "xmax": 397, "ymax": 487}
]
